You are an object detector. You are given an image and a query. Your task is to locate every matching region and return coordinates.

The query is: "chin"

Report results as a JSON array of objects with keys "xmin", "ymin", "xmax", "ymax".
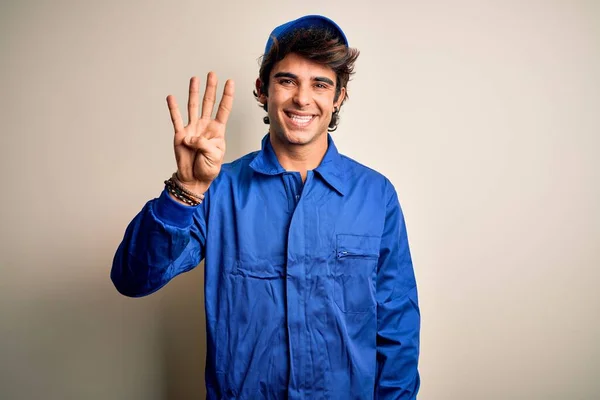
[
  {"xmin": 287, "ymin": 130, "xmax": 316, "ymax": 144},
  {"xmin": 277, "ymin": 129, "xmax": 323, "ymax": 146}
]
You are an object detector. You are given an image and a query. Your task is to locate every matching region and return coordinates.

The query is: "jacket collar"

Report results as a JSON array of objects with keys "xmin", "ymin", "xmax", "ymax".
[{"xmin": 249, "ymin": 134, "xmax": 346, "ymax": 195}]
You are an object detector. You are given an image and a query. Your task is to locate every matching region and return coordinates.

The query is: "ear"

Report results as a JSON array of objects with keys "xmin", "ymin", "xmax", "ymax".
[
  {"xmin": 335, "ymin": 87, "xmax": 346, "ymax": 109},
  {"xmin": 255, "ymin": 78, "xmax": 267, "ymax": 104}
]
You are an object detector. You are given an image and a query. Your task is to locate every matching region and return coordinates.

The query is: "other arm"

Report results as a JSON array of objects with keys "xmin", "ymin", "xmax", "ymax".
[{"xmin": 375, "ymin": 181, "xmax": 421, "ymax": 399}]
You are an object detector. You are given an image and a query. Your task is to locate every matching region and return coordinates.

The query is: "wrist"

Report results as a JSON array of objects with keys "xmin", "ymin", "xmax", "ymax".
[
  {"xmin": 175, "ymin": 172, "xmax": 211, "ymax": 195},
  {"xmin": 183, "ymin": 180, "xmax": 211, "ymax": 195}
]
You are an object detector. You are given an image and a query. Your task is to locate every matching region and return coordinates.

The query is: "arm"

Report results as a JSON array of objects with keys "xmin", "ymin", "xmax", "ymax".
[
  {"xmin": 111, "ymin": 72, "xmax": 234, "ymax": 297},
  {"xmin": 110, "ymin": 189, "xmax": 206, "ymax": 297},
  {"xmin": 375, "ymin": 181, "xmax": 420, "ymax": 399}
]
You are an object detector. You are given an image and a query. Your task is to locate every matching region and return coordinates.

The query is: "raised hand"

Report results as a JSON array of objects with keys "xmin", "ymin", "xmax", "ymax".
[{"xmin": 167, "ymin": 72, "xmax": 235, "ymax": 195}]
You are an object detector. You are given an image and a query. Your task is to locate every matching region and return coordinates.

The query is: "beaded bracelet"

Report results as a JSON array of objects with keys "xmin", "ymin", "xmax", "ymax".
[
  {"xmin": 165, "ymin": 180, "xmax": 201, "ymax": 206},
  {"xmin": 164, "ymin": 175, "xmax": 205, "ymax": 206},
  {"xmin": 170, "ymin": 172, "xmax": 205, "ymax": 201},
  {"xmin": 165, "ymin": 183, "xmax": 200, "ymax": 206}
]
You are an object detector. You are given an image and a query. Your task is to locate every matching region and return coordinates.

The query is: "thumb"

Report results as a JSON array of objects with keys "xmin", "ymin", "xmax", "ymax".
[{"xmin": 184, "ymin": 135, "xmax": 207, "ymax": 149}]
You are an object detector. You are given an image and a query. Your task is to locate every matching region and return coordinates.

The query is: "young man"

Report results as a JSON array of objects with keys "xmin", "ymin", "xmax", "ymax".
[{"xmin": 112, "ymin": 15, "xmax": 420, "ymax": 399}]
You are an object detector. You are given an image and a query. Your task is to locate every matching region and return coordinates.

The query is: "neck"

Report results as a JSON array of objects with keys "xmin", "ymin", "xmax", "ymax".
[{"xmin": 269, "ymin": 132, "xmax": 328, "ymax": 182}]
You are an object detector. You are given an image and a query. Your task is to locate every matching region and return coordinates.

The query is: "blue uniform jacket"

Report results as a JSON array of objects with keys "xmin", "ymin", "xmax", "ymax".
[{"xmin": 111, "ymin": 134, "xmax": 420, "ymax": 399}]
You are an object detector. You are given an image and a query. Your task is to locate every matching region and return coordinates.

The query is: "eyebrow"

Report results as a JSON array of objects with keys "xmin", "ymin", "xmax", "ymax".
[{"xmin": 273, "ymin": 72, "xmax": 335, "ymax": 87}]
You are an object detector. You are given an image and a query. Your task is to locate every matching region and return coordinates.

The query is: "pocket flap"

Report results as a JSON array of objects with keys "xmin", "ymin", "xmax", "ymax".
[{"xmin": 336, "ymin": 234, "xmax": 380, "ymax": 258}]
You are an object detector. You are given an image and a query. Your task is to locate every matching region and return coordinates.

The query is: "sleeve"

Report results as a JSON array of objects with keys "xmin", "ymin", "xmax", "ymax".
[
  {"xmin": 110, "ymin": 188, "xmax": 208, "ymax": 297},
  {"xmin": 374, "ymin": 180, "xmax": 421, "ymax": 399}
]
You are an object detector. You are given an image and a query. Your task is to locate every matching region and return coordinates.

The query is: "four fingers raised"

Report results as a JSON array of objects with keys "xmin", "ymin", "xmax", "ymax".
[
  {"xmin": 168, "ymin": 74, "xmax": 232, "ymax": 187},
  {"xmin": 167, "ymin": 73, "xmax": 235, "ymax": 135}
]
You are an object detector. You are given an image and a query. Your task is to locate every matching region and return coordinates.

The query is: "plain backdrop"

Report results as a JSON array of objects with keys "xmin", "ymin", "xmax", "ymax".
[{"xmin": 1, "ymin": 0, "xmax": 599, "ymax": 399}]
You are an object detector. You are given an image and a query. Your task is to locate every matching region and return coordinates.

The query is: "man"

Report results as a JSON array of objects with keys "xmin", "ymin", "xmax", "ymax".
[{"xmin": 112, "ymin": 15, "xmax": 420, "ymax": 399}]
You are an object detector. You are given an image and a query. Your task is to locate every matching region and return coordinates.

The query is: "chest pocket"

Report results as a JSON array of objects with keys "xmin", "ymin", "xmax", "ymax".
[{"xmin": 334, "ymin": 234, "xmax": 380, "ymax": 313}]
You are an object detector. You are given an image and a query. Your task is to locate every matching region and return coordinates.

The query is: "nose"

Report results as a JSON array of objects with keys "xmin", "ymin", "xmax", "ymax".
[{"xmin": 293, "ymin": 84, "xmax": 311, "ymax": 107}]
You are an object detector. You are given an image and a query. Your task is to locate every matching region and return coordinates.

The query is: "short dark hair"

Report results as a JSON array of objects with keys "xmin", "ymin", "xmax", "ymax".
[{"xmin": 253, "ymin": 27, "xmax": 360, "ymax": 131}]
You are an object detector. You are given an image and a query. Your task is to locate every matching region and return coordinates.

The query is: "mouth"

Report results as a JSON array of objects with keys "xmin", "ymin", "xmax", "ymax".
[{"xmin": 284, "ymin": 111, "xmax": 316, "ymax": 128}]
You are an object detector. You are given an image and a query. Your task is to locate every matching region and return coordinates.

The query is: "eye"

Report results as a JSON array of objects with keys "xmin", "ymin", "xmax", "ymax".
[
  {"xmin": 314, "ymin": 82, "xmax": 333, "ymax": 90},
  {"xmin": 278, "ymin": 79, "xmax": 295, "ymax": 86}
]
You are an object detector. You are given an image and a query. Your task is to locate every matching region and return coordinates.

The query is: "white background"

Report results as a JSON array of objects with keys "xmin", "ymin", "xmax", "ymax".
[{"xmin": 1, "ymin": 0, "xmax": 599, "ymax": 399}]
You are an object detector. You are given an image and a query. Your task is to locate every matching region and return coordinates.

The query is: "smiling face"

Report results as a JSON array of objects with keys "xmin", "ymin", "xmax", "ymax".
[{"xmin": 258, "ymin": 53, "xmax": 346, "ymax": 149}]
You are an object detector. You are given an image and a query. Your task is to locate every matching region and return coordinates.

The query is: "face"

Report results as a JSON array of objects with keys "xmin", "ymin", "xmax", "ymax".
[{"xmin": 257, "ymin": 53, "xmax": 345, "ymax": 148}]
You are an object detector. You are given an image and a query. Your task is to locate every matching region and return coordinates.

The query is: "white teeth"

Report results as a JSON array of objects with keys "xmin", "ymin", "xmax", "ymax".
[{"xmin": 288, "ymin": 114, "xmax": 313, "ymax": 123}]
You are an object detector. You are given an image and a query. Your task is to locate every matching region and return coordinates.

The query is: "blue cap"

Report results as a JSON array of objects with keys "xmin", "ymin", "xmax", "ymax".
[{"xmin": 264, "ymin": 15, "xmax": 349, "ymax": 55}]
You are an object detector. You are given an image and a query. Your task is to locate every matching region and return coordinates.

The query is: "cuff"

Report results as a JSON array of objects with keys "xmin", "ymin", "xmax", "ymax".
[{"xmin": 152, "ymin": 188, "xmax": 199, "ymax": 228}]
